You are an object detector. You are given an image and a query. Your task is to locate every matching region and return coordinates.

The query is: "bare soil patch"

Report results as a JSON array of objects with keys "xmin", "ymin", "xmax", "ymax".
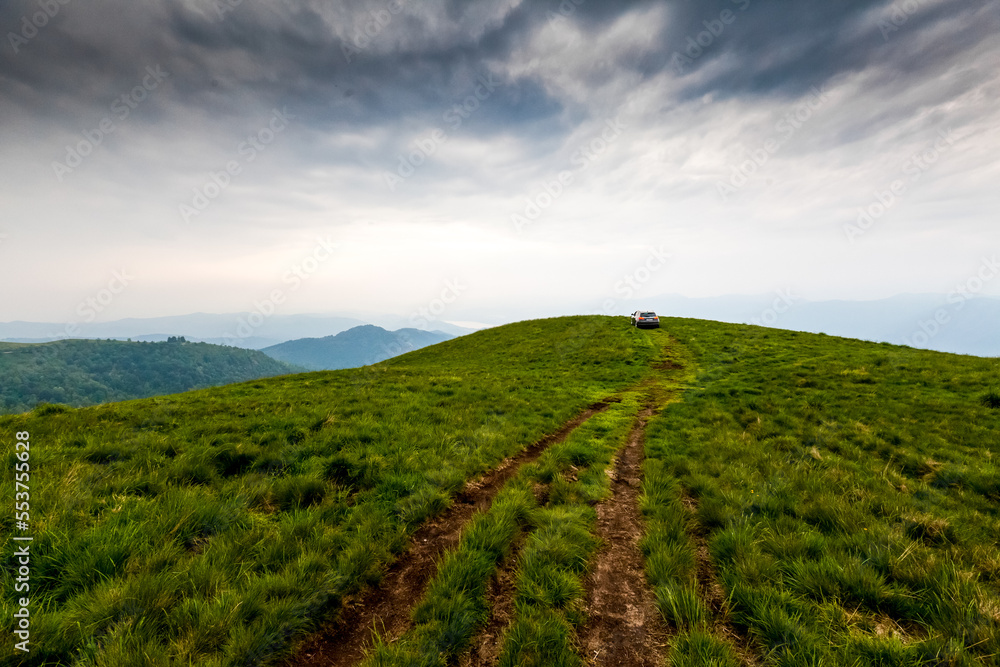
[
  {"xmin": 653, "ymin": 359, "xmax": 683, "ymax": 371},
  {"xmin": 578, "ymin": 407, "xmax": 672, "ymax": 667}
]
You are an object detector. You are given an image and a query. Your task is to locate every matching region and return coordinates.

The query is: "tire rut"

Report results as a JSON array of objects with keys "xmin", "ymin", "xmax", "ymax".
[
  {"xmin": 684, "ymin": 498, "xmax": 760, "ymax": 666},
  {"xmin": 285, "ymin": 401, "xmax": 613, "ymax": 667},
  {"xmin": 579, "ymin": 405, "xmax": 672, "ymax": 667},
  {"xmin": 455, "ymin": 480, "xmax": 552, "ymax": 667},
  {"xmin": 456, "ymin": 536, "xmax": 522, "ymax": 667}
]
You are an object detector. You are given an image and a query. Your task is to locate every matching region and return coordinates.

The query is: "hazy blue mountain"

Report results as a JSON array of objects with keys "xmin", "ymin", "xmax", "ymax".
[
  {"xmin": 5, "ymin": 294, "xmax": 996, "ymax": 358},
  {"xmin": 0, "ymin": 338, "xmax": 302, "ymax": 414},
  {"xmin": 0, "ymin": 313, "xmax": 368, "ymax": 349},
  {"xmin": 261, "ymin": 325, "xmax": 454, "ymax": 370}
]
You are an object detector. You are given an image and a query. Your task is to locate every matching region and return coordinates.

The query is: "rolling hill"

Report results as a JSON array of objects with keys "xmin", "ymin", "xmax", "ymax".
[
  {"xmin": 0, "ymin": 338, "xmax": 301, "ymax": 414},
  {"xmin": 259, "ymin": 324, "xmax": 454, "ymax": 370},
  {"xmin": 1, "ymin": 316, "xmax": 998, "ymax": 666}
]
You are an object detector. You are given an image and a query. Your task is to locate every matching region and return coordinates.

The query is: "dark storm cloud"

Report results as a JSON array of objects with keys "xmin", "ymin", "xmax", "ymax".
[
  {"xmin": 661, "ymin": 0, "xmax": 997, "ymax": 101},
  {"xmin": 2, "ymin": 0, "xmax": 994, "ymax": 138}
]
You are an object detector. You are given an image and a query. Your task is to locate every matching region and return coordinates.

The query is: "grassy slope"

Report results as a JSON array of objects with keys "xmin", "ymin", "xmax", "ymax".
[
  {"xmin": 363, "ymin": 393, "xmax": 647, "ymax": 667},
  {"xmin": 4, "ymin": 315, "xmax": 999, "ymax": 666},
  {"xmin": 0, "ymin": 317, "xmax": 657, "ymax": 667},
  {"xmin": 0, "ymin": 339, "xmax": 302, "ymax": 414},
  {"xmin": 642, "ymin": 318, "xmax": 1000, "ymax": 665}
]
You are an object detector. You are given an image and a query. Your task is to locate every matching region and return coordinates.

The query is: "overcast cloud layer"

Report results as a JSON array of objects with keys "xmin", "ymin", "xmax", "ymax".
[{"xmin": 1, "ymin": 0, "xmax": 998, "ymax": 330}]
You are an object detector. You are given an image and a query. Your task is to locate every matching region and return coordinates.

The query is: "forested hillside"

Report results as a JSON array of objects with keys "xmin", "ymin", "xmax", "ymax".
[{"xmin": 0, "ymin": 338, "xmax": 300, "ymax": 414}]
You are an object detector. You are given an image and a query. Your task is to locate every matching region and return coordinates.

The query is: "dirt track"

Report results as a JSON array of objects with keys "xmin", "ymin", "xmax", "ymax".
[
  {"xmin": 578, "ymin": 405, "xmax": 672, "ymax": 667},
  {"xmin": 286, "ymin": 401, "xmax": 612, "ymax": 667},
  {"xmin": 287, "ymin": 346, "xmax": 757, "ymax": 667}
]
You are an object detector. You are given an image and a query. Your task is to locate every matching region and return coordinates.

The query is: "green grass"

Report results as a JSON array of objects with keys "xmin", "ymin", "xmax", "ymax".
[
  {"xmin": 642, "ymin": 318, "xmax": 1000, "ymax": 665},
  {"xmin": 363, "ymin": 483, "xmax": 537, "ymax": 667},
  {"xmin": 669, "ymin": 629, "xmax": 742, "ymax": 667},
  {"xmin": 497, "ymin": 505, "xmax": 593, "ymax": 667},
  {"xmin": 497, "ymin": 396, "xmax": 642, "ymax": 667},
  {"xmin": 5, "ymin": 314, "xmax": 1000, "ymax": 666},
  {"xmin": 0, "ymin": 317, "xmax": 658, "ymax": 667},
  {"xmin": 363, "ymin": 392, "xmax": 643, "ymax": 667}
]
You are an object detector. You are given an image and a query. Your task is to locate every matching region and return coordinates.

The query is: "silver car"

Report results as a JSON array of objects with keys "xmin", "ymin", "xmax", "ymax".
[{"xmin": 630, "ymin": 311, "xmax": 660, "ymax": 328}]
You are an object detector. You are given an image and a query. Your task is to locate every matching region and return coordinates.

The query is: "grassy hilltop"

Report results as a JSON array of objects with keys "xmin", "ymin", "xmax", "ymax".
[{"xmin": 2, "ymin": 316, "xmax": 999, "ymax": 666}]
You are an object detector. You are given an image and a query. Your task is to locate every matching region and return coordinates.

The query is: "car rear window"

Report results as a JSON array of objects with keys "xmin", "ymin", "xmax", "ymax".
[{"xmin": 641, "ymin": 312, "xmax": 657, "ymax": 317}]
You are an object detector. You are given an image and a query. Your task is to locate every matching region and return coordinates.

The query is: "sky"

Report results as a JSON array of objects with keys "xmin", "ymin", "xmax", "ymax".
[{"xmin": 1, "ymin": 0, "xmax": 998, "ymax": 331}]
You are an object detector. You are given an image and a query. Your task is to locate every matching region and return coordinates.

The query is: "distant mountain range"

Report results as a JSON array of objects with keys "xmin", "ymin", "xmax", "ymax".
[
  {"xmin": 0, "ymin": 313, "xmax": 370, "ymax": 349},
  {"xmin": 0, "ymin": 338, "xmax": 301, "ymax": 414},
  {"xmin": 0, "ymin": 324, "xmax": 456, "ymax": 414},
  {"xmin": 260, "ymin": 325, "xmax": 454, "ymax": 370},
  {"xmin": 2, "ymin": 293, "xmax": 997, "ymax": 357},
  {"xmin": 0, "ymin": 313, "xmax": 476, "ymax": 349}
]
